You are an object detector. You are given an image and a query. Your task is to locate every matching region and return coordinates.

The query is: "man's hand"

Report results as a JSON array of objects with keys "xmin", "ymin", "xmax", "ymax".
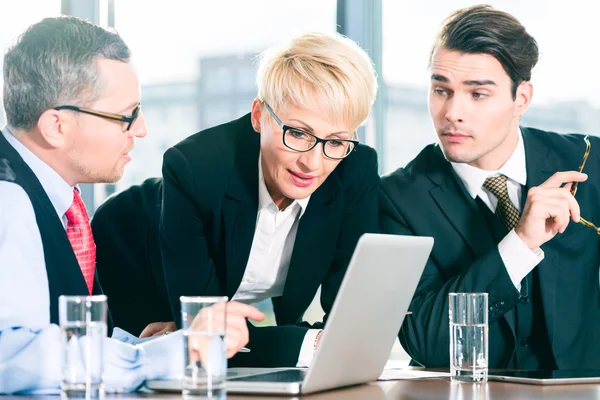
[
  {"xmin": 189, "ymin": 301, "xmax": 264, "ymax": 361},
  {"xmin": 139, "ymin": 321, "xmax": 176, "ymax": 338},
  {"xmin": 515, "ymin": 171, "xmax": 587, "ymax": 249}
]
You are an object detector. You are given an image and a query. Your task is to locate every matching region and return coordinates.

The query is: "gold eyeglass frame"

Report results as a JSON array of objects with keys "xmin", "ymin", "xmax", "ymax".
[{"xmin": 571, "ymin": 135, "xmax": 600, "ymax": 234}]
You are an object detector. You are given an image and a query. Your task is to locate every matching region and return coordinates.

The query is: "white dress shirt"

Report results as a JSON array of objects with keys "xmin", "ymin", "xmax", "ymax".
[
  {"xmin": 450, "ymin": 130, "xmax": 544, "ymax": 291},
  {"xmin": 232, "ymin": 157, "xmax": 319, "ymax": 367},
  {"xmin": 0, "ymin": 127, "xmax": 180, "ymax": 394}
]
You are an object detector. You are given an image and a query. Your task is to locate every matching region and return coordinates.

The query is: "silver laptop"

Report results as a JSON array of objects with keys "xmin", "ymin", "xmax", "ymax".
[{"xmin": 146, "ymin": 233, "xmax": 433, "ymax": 395}]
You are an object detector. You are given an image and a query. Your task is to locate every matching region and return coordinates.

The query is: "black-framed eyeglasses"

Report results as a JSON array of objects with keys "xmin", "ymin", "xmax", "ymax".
[
  {"xmin": 261, "ymin": 100, "xmax": 358, "ymax": 160},
  {"xmin": 571, "ymin": 135, "xmax": 600, "ymax": 234},
  {"xmin": 54, "ymin": 104, "xmax": 141, "ymax": 131}
]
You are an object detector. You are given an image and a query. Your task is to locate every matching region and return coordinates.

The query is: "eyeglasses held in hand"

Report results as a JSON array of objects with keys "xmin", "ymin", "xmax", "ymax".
[{"xmin": 570, "ymin": 135, "xmax": 600, "ymax": 234}]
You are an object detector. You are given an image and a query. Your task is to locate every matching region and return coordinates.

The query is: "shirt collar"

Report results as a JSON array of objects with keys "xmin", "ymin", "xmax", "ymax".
[
  {"xmin": 258, "ymin": 155, "xmax": 310, "ymax": 217},
  {"xmin": 2, "ymin": 126, "xmax": 74, "ymax": 218},
  {"xmin": 450, "ymin": 128, "xmax": 527, "ymax": 199}
]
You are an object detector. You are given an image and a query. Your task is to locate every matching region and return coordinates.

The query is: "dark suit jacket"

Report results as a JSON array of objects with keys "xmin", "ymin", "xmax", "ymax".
[
  {"xmin": 160, "ymin": 113, "xmax": 379, "ymax": 367},
  {"xmin": 0, "ymin": 133, "xmax": 110, "ymax": 331},
  {"xmin": 92, "ymin": 178, "xmax": 172, "ymax": 337},
  {"xmin": 380, "ymin": 127, "xmax": 600, "ymax": 369}
]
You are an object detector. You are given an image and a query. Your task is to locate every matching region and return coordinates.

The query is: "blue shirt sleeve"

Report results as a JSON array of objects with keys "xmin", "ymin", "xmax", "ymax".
[
  {"xmin": 0, "ymin": 182, "xmax": 50, "ymax": 329},
  {"xmin": 0, "ymin": 325, "xmax": 183, "ymax": 394}
]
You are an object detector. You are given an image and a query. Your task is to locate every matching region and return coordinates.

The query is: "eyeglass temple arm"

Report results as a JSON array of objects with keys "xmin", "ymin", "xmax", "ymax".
[{"xmin": 570, "ymin": 135, "xmax": 590, "ymax": 197}]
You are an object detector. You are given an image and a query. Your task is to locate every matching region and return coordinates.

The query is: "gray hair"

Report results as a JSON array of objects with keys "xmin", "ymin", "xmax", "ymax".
[{"xmin": 3, "ymin": 16, "xmax": 131, "ymax": 130}]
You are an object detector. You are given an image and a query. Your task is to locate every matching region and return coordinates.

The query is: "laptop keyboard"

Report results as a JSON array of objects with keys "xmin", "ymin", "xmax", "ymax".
[{"xmin": 228, "ymin": 369, "xmax": 307, "ymax": 383}]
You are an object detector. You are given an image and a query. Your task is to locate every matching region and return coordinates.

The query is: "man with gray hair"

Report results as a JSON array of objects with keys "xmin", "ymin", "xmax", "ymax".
[{"xmin": 0, "ymin": 16, "xmax": 261, "ymax": 393}]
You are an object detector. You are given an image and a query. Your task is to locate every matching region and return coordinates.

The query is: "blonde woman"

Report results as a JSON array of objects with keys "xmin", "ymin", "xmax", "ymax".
[{"xmin": 159, "ymin": 32, "xmax": 379, "ymax": 367}]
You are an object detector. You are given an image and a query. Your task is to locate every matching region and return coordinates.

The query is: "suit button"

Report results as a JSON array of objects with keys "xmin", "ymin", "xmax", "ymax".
[
  {"xmin": 499, "ymin": 301, "xmax": 505, "ymax": 306},
  {"xmin": 521, "ymin": 338, "xmax": 529, "ymax": 346},
  {"xmin": 520, "ymin": 296, "xmax": 530, "ymax": 304}
]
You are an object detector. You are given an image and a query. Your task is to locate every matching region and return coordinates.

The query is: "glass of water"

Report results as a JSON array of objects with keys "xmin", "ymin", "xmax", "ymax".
[
  {"xmin": 180, "ymin": 296, "xmax": 228, "ymax": 399},
  {"xmin": 449, "ymin": 292, "xmax": 488, "ymax": 382},
  {"xmin": 59, "ymin": 295, "xmax": 108, "ymax": 398}
]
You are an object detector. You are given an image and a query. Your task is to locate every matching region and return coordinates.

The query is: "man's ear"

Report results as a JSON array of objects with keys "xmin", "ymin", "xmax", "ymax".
[
  {"xmin": 37, "ymin": 109, "xmax": 71, "ymax": 148},
  {"xmin": 514, "ymin": 80, "xmax": 533, "ymax": 118}
]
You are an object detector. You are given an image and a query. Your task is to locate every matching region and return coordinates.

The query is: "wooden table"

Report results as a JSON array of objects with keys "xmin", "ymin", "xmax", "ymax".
[{"xmin": 7, "ymin": 378, "xmax": 600, "ymax": 399}]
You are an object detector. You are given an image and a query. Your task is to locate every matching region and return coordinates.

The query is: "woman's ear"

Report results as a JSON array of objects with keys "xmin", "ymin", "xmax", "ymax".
[{"xmin": 251, "ymin": 99, "xmax": 263, "ymax": 133}]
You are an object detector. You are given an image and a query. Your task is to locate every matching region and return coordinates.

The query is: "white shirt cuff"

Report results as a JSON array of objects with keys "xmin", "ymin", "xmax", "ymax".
[
  {"xmin": 498, "ymin": 229, "xmax": 544, "ymax": 291},
  {"xmin": 296, "ymin": 329, "xmax": 321, "ymax": 368}
]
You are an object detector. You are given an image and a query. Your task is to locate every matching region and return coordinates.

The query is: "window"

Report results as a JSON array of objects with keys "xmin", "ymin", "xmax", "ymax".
[{"xmin": 104, "ymin": 0, "xmax": 337, "ymax": 202}]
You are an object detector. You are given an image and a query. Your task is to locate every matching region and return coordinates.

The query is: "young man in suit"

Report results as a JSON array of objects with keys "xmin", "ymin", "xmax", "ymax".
[
  {"xmin": 380, "ymin": 5, "xmax": 599, "ymax": 369},
  {"xmin": 158, "ymin": 32, "xmax": 380, "ymax": 367},
  {"xmin": 0, "ymin": 16, "xmax": 261, "ymax": 393}
]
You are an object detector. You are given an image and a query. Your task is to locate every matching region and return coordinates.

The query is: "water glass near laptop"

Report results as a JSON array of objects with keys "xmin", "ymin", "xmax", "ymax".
[
  {"xmin": 180, "ymin": 296, "xmax": 228, "ymax": 399},
  {"xmin": 449, "ymin": 292, "xmax": 489, "ymax": 382},
  {"xmin": 59, "ymin": 295, "xmax": 108, "ymax": 398}
]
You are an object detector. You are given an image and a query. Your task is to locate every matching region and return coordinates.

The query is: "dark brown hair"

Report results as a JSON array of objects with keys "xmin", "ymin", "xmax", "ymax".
[{"xmin": 431, "ymin": 4, "xmax": 539, "ymax": 99}]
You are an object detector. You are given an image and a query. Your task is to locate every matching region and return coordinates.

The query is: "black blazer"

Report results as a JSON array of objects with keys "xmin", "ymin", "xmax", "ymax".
[
  {"xmin": 92, "ymin": 178, "xmax": 172, "ymax": 336},
  {"xmin": 160, "ymin": 113, "xmax": 379, "ymax": 367},
  {"xmin": 380, "ymin": 127, "xmax": 600, "ymax": 369},
  {"xmin": 0, "ymin": 133, "xmax": 109, "ymax": 331}
]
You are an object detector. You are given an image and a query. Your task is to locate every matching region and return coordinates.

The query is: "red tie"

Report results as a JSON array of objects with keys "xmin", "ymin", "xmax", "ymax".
[{"xmin": 65, "ymin": 188, "xmax": 96, "ymax": 294}]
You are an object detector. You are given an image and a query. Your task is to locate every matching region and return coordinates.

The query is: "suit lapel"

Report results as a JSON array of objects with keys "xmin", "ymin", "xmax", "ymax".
[
  {"xmin": 427, "ymin": 145, "xmax": 517, "ymax": 335},
  {"xmin": 522, "ymin": 127, "xmax": 558, "ymax": 347},
  {"xmin": 427, "ymin": 146, "xmax": 497, "ymax": 260},
  {"xmin": 275, "ymin": 175, "xmax": 341, "ymax": 324},
  {"xmin": 223, "ymin": 126, "xmax": 260, "ymax": 299}
]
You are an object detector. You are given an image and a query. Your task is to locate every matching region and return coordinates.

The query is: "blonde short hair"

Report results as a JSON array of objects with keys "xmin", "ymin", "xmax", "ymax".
[{"xmin": 256, "ymin": 32, "xmax": 378, "ymax": 133}]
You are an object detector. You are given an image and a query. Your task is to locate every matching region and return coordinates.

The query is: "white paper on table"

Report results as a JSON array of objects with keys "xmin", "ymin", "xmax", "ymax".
[
  {"xmin": 111, "ymin": 327, "xmax": 156, "ymax": 345},
  {"xmin": 378, "ymin": 369, "xmax": 450, "ymax": 381}
]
